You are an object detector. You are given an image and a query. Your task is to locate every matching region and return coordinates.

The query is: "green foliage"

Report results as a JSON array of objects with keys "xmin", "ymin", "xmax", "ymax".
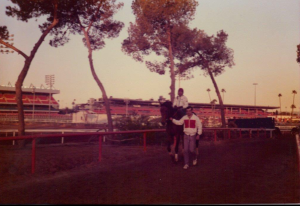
[
  {"xmin": 0, "ymin": 26, "xmax": 9, "ymax": 40},
  {"xmin": 177, "ymin": 30, "xmax": 235, "ymax": 78},
  {"xmin": 47, "ymin": 0, "xmax": 124, "ymax": 50},
  {"xmin": 114, "ymin": 114, "xmax": 165, "ymax": 145},
  {"xmin": 122, "ymin": 0, "xmax": 198, "ymax": 71}
]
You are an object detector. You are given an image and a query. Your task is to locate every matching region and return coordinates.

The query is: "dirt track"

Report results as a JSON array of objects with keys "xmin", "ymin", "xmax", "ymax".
[{"xmin": 0, "ymin": 136, "xmax": 299, "ymax": 204}]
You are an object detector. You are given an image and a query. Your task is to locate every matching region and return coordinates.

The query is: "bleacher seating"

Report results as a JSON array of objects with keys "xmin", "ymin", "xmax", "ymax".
[
  {"xmin": 0, "ymin": 98, "xmax": 6, "ymax": 103},
  {"xmin": 3, "ymin": 94, "xmax": 15, "ymax": 99},
  {"xmin": 26, "ymin": 95, "xmax": 41, "ymax": 104}
]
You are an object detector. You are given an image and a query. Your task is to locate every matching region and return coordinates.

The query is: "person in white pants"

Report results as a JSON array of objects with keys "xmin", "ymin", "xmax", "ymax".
[{"xmin": 170, "ymin": 106, "xmax": 202, "ymax": 169}]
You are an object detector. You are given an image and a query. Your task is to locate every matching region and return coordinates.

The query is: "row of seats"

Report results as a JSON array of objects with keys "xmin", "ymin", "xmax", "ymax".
[
  {"xmin": 0, "ymin": 94, "xmax": 58, "ymax": 105},
  {"xmin": 0, "ymin": 112, "xmax": 71, "ymax": 119}
]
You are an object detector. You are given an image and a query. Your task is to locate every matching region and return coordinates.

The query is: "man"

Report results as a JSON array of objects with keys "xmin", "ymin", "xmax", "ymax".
[
  {"xmin": 170, "ymin": 106, "xmax": 202, "ymax": 169},
  {"xmin": 173, "ymin": 88, "xmax": 188, "ymax": 117}
]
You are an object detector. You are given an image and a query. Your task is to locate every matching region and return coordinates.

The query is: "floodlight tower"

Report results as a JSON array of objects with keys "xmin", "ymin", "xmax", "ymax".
[
  {"xmin": 32, "ymin": 86, "xmax": 36, "ymax": 119},
  {"xmin": 124, "ymin": 98, "xmax": 130, "ymax": 117},
  {"xmin": 45, "ymin": 75, "xmax": 55, "ymax": 118}
]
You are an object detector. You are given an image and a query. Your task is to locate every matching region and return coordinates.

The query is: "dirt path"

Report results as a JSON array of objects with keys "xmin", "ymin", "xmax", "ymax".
[{"xmin": 0, "ymin": 137, "xmax": 299, "ymax": 204}]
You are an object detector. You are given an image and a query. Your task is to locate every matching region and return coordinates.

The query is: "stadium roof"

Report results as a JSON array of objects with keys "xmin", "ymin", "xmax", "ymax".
[{"xmin": 0, "ymin": 85, "xmax": 60, "ymax": 94}]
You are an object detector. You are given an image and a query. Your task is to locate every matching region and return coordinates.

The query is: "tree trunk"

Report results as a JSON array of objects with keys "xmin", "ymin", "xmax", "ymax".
[
  {"xmin": 14, "ymin": 5, "xmax": 59, "ymax": 147},
  {"xmin": 208, "ymin": 69, "xmax": 226, "ymax": 128},
  {"xmin": 83, "ymin": 30, "xmax": 113, "ymax": 132},
  {"xmin": 166, "ymin": 26, "xmax": 175, "ymax": 102}
]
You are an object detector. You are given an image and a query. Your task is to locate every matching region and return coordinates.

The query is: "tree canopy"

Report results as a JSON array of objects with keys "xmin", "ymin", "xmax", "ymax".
[
  {"xmin": 122, "ymin": 0, "xmax": 198, "ymax": 102},
  {"xmin": 177, "ymin": 30, "xmax": 234, "ymax": 77},
  {"xmin": 47, "ymin": 0, "xmax": 124, "ymax": 50}
]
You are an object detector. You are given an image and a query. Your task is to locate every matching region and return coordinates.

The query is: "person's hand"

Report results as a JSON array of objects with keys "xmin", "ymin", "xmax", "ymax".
[
  {"xmin": 170, "ymin": 118, "xmax": 173, "ymax": 121},
  {"xmin": 196, "ymin": 135, "xmax": 199, "ymax": 140}
]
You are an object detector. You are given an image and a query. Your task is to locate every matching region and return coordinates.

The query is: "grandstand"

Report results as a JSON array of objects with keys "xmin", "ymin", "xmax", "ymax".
[
  {"xmin": 74, "ymin": 97, "xmax": 280, "ymax": 126},
  {"xmin": 0, "ymin": 84, "xmax": 71, "ymax": 122}
]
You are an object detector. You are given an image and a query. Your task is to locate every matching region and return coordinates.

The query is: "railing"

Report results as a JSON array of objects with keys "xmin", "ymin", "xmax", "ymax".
[{"xmin": 0, "ymin": 128, "xmax": 276, "ymax": 174}]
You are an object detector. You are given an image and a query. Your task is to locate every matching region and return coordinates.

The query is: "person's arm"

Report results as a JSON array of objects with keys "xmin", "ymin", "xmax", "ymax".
[
  {"xmin": 196, "ymin": 117, "xmax": 202, "ymax": 136},
  {"xmin": 171, "ymin": 116, "xmax": 185, "ymax": 125},
  {"xmin": 183, "ymin": 96, "xmax": 188, "ymax": 109}
]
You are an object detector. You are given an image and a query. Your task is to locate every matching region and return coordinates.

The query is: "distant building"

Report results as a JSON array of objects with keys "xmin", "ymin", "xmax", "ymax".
[
  {"xmin": 0, "ymin": 84, "xmax": 71, "ymax": 122},
  {"xmin": 74, "ymin": 97, "xmax": 280, "ymax": 126}
]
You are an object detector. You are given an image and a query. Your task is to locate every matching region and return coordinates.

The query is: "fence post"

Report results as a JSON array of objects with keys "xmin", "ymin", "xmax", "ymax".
[
  {"xmin": 99, "ymin": 135, "xmax": 103, "ymax": 162},
  {"xmin": 32, "ymin": 138, "xmax": 36, "ymax": 174},
  {"xmin": 61, "ymin": 131, "xmax": 64, "ymax": 144},
  {"xmin": 228, "ymin": 129, "xmax": 231, "ymax": 139},
  {"xmin": 143, "ymin": 132, "xmax": 147, "ymax": 152},
  {"xmin": 13, "ymin": 131, "xmax": 15, "ymax": 145},
  {"xmin": 257, "ymin": 129, "xmax": 259, "ymax": 138},
  {"xmin": 214, "ymin": 130, "xmax": 217, "ymax": 142},
  {"xmin": 270, "ymin": 130, "xmax": 273, "ymax": 138},
  {"xmin": 240, "ymin": 129, "xmax": 242, "ymax": 138},
  {"xmin": 249, "ymin": 129, "xmax": 252, "ymax": 138}
]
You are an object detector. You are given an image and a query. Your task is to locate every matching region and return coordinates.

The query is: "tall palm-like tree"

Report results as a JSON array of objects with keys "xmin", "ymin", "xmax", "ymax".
[
  {"xmin": 221, "ymin": 89, "xmax": 226, "ymax": 103},
  {"xmin": 278, "ymin": 93, "xmax": 282, "ymax": 116},
  {"xmin": 291, "ymin": 104, "xmax": 296, "ymax": 119},
  {"xmin": 291, "ymin": 90, "xmax": 297, "ymax": 119},
  {"xmin": 207, "ymin": 88, "xmax": 211, "ymax": 102}
]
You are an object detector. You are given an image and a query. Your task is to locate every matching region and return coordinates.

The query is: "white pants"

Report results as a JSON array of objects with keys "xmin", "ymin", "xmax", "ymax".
[{"xmin": 183, "ymin": 134, "xmax": 197, "ymax": 165}]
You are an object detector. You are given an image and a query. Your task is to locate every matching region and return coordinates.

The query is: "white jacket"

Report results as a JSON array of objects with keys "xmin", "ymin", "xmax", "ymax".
[
  {"xmin": 172, "ymin": 114, "xmax": 202, "ymax": 136},
  {"xmin": 173, "ymin": 95, "xmax": 188, "ymax": 109}
]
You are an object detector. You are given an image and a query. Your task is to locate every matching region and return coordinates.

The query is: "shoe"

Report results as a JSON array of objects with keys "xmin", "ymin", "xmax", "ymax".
[
  {"xmin": 175, "ymin": 154, "xmax": 178, "ymax": 162},
  {"xmin": 183, "ymin": 164, "xmax": 189, "ymax": 169},
  {"xmin": 193, "ymin": 159, "xmax": 197, "ymax": 166}
]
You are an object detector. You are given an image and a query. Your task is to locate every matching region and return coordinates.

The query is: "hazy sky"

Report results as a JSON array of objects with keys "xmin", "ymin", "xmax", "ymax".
[{"xmin": 1, "ymin": 0, "xmax": 299, "ymax": 112}]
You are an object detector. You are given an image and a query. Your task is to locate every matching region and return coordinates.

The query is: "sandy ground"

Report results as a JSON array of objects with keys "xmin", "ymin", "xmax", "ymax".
[{"xmin": 0, "ymin": 135, "xmax": 299, "ymax": 204}]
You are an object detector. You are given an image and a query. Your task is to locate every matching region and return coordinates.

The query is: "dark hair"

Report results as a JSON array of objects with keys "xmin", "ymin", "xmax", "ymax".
[
  {"xmin": 178, "ymin": 88, "xmax": 184, "ymax": 93},
  {"xmin": 186, "ymin": 106, "xmax": 193, "ymax": 110}
]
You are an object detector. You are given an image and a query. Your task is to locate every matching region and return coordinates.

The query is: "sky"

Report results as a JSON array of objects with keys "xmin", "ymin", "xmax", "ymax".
[{"xmin": 0, "ymin": 0, "xmax": 299, "ymax": 112}]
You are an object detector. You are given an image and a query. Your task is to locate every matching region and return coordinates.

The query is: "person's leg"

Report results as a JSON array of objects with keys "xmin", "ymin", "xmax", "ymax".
[
  {"xmin": 189, "ymin": 135, "xmax": 197, "ymax": 165},
  {"xmin": 183, "ymin": 134, "xmax": 189, "ymax": 166},
  {"xmin": 174, "ymin": 134, "xmax": 180, "ymax": 161},
  {"xmin": 195, "ymin": 139, "xmax": 199, "ymax": 155}
]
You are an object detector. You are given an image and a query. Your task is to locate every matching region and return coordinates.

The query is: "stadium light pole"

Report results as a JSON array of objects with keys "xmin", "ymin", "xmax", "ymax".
[
  {"xmin": 45, "ymin": 75, "xmax": 55, "ymax": 119},
  {"xmin": 253, "ymin": 83, "xmax": 258, "ymax": 106},
  {"xmin": 253, "ymin": 83, "xmax": 258, "ymax": 116},
  {"xmin": 32, "ymin": 86, "xmax": 36, "ymax": 120},
  {"xmin": 124, "ymin": 98, "xmax": 130, "ymax": 117}
]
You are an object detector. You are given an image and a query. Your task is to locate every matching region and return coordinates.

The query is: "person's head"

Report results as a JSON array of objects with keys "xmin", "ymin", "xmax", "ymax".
[
  {"xmin": 178, "ymin": 88, "xmax": 184, "ymax": 96},
  {"xmin": 186, "ymin": 106, "xmax": 193, "ymax": 117}
]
